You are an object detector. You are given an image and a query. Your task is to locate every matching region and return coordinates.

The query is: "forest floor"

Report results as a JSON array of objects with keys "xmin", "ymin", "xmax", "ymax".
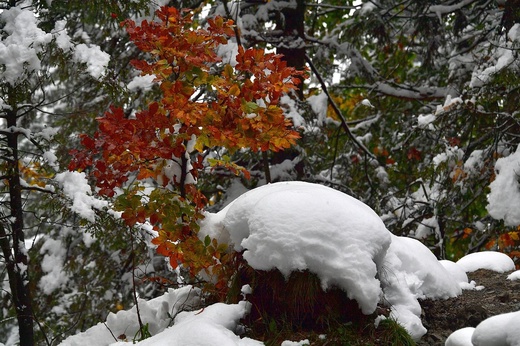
[{"xmin": 417, "ymin": 269, "xmax": 520, "ymax": 345}]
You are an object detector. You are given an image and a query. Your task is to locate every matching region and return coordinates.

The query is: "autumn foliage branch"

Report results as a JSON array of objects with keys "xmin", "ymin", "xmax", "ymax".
[{"xmin": 69, "ymin": 6, "xmax": 306, "ymax": 293}]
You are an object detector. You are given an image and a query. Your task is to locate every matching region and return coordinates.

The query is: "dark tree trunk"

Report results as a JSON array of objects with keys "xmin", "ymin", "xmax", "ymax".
[
  {"xmin": 501, "ymin": 0, "xmax": 520, "ymax": 32},
  {"xmin": 2, "ymin": 97, "xmax": 35, "ymax": 345},
  {"xmin": 268, "ymin": 0, "xmax": 306, "ymax": 180},
  {"xmin": 276, "ymin": 0, "xmax": 306, "ymax": 100}
]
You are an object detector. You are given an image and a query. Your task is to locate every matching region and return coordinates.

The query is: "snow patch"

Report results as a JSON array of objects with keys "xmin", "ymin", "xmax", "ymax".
[
  {"xmin": 127, "ymin": 74, "xmax": 157, "ymax": 91},
  {"xmin": 73, "ymin": 43, "xmax": 110, "ymax": 79},
  {"xmin": 445, "ymin": 327, "xmax": 475, "ymax": 346},
  {"xmin": 0, "ymin": 6, "xmax": 52, "ymax": 85},
  {"xmin": 54, "ymin": 171, "xmax": 108, "ymax": 222},
  {"xmin": 439, "ymin": 260, "xmax": 469, "ymax": 286},
  {"xmin": 382, "ymin": 235, "xmax": 461, "ymax": 340},
  {"xmin": 472, "ymin": 311, "xmax": 520, "ymax": 346},
  {"xmin": 60, "ymin": 286, "xmax": 203, "ymax": 346},
  {"xmin": 507, "ymin": 270, "xmax": 520, "ymax": 281},
  {"xmin": 456, "ymin": 251, "xmax": 515, "ymax": 273},
  {"xmin": 487, "ymin": 144, "xmax": 520, "ymax": 226}
]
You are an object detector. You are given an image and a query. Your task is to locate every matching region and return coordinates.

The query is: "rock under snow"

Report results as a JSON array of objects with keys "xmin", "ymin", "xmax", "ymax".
[
  {"xmin": 456, "ymin": 251, "xmax": 515, "ymax": 273},
  {"xmin": 471, "ymin": 311, "xmax": 520, "ymax": 346},
  {"xmin": 445, "ymin": 327, "xmax": 475, "ymax": 346}
]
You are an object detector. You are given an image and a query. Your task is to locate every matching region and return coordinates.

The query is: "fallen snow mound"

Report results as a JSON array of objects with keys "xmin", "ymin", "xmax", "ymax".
[
  {"xmin": 472, "ymin": 311, "xmax": 520, "ymax": 346},
  {"xmin": 61, "ymin": 181, "xmax": 466, "ymax": 345},
  {"xmin": 382, "ymin": 235, "xmax": 461, "ymax": 340},
  {"xmin": 456, "ymin": 251, "xmax": 515, "ymax": 273},
  {"xmin": 447, "ymin": 311, "xmax": 520, "ymax": 346},
  {"xmin": 200, "ymin": 181, "xmax": 392, "ymax": 314}
]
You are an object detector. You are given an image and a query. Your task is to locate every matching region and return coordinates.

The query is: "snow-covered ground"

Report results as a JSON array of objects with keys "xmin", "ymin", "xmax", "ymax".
[{"xmin": 53, "ymin": 182, "xmax": 519, "ymax": 346}]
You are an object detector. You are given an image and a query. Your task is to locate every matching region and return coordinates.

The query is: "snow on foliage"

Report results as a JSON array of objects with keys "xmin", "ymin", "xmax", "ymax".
[
  {"xmin": 306, "ymin": 92, "xmax": 330, "ymax": 125},
  {"xmin": 0, "ymin": 6, "xmax": 110, "ymax": 86},
  {"xmin": 73, "ymin": 43, "xmax": 110, "ymax": 79},
  {"xmin": 487, "ymin": 144, "xmax": 520, "ymax": 226},
  {"xmin": 127, "ymin": 74, "xmax": 157, "ymax": 91},
  {"xmin": 470, "ymin": 25, "xmax": 520, "ymax": 88},
  {"xmin": 0, "ymin": 4, "xmax": 109, "ymax": 85},
  {"xmin": 54, "ymin": 171, "xmax": 108, "ymax": 222},
  {"xmin": 509, "ymin": 23, "xmax": 520, "ymax": 42},
  {"xmin": 59, "ymin": 286, "xmax": 260, "ymax": 346},
  {"xmin": 38, "ymin": 238, "xmax": 68, "ymax": 295},
  {"xmin": 0, "ymin": 6, "xmax": 52, "ymax": 85}
]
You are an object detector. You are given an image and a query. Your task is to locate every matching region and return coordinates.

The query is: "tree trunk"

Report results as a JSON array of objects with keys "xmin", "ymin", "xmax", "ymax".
[
  {"xmin": 269, "ymin": 0, "xmax": 306, "ymax": 180},
  {"xmin": 276, "ymin": 0, "xmax": 306, "ymax": 100},
  {"xmin": 3, "ymin": 100, "xmax": 34, "ymax": 345}
]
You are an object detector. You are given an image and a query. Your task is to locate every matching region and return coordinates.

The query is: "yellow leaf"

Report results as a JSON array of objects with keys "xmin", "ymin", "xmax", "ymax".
[{"xmin": 229, "ymin": 84, "xmax": 240, "ymax": 97}]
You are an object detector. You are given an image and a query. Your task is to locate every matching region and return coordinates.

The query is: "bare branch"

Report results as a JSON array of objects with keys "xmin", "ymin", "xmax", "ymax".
[{"xmin": 305, "ymin": 54, "xmax": 376, "ymax": 160}]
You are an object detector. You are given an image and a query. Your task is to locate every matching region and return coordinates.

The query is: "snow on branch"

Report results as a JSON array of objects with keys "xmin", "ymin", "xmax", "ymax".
[
  {"xmin": 429, "ymin": 0, "xmax": 476, "ymax": 19},
  {"xmin": 54, "ymin": 171, "xmax": 108, "ymax": 222}
]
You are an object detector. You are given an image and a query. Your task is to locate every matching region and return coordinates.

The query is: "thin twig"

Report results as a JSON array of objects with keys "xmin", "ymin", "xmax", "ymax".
[
  {"xmin": 130, "ymin": 231, "xmax": 146, "ymax": 338},
  {"xmin": 304, "ymin": 54, "xmax": 376, "ymax": 160},
  {"xmin": 103, "ymin": 322, "xmax": 118, "ymax": 342}
]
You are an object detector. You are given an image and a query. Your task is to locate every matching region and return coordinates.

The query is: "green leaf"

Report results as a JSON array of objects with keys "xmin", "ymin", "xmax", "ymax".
[{"xmin": 241, "ymin": 99, "xmax": 259, "ymax": 113}]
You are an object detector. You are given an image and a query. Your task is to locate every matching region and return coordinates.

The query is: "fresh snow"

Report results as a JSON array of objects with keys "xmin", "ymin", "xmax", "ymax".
[
  {"xmin": 439, "ymin": 260, "xmax": 477, "ymax": 290},
  {"xmin": 447, "ymin": 311, "xmax": 520, "ymax": 346},
  {"xmin": 446, "ymin": 253, "xmax": 520, "ymax": 345},
  {"xmin": 306, "ymin": 92, "xmax": 330, "ymax": 125},
  {"xmin": 469, "ymin": 25, "xmax": 520, "ymax": 88},
  {"xmin": 0, "ymin": 6, "xmax": 52, "ymax": 85},
  {"xmin": 381, "ymin": 235, "xmax": 461, "ymax": 339},
  {"xmin": 445, "ymin": 327, "xmax": 475, "ymax": 346},
  {"xmin": 127, "ymin": 74, "xmax": 157, "ymax": 91},
  {"xmin": 42, "ymin": 181, "xmax": 519, "ymax": 346},
  {"xmin": 487, "ymin": 144, "xmax": 520, "ymax": 226},
  {"xmin": 54, "ymin": 171, "xmax": 108, "ymax": 222},
  {"xmin": 456, "ymin": 251, "xmax": 515, "ymax": 273},
  {"xmin": 507, "ymin": 270, "xmax": 520, "ymax": 281},
  {"xmin": 39, "ymin": 238, "xmax": 68, "ymax": 295},
  {"xmin": 200, "ymin": 181, "xmax": 392, "ymax": 315},
  {"xmin": 471, "ymin": 311, "xmax": 520, "ymax": 346},
  {"xmin": 0, "ymin": 4, "xmax": 110, "ymax": 85},
  {"xmin": 73, "ymin": 43, "xmax": 110, "ymax": 79}
]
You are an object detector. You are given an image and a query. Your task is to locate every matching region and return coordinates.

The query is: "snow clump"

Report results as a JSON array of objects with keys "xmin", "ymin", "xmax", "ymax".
[
  {"xmin": 456, "ymin": 251, "xmax": 515, "ymax": 273},
  {"xmin": 54, "ymin": 171, "xmax": 108, "ymax": 222},
  {"xmin": 487, "ymin": 144, "xmax": 520, "ymax": 226}
]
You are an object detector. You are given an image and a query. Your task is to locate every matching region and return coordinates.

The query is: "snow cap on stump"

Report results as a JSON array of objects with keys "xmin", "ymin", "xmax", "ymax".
[{"xmin": 200, "ymin": 181, "xmax": 392, "ymax": 314}]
